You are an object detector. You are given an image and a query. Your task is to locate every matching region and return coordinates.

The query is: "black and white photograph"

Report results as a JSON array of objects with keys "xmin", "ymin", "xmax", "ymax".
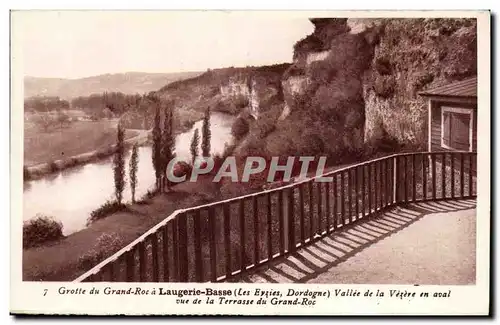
[{"xmin": 9, "ymin": 10, "xmax": 490, "ymax": 316}]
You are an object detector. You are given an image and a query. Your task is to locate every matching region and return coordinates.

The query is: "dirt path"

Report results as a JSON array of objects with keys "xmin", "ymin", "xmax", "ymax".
[{"xmin": 245, "ymin": 199, "xmax": 476, "ymax": 285}]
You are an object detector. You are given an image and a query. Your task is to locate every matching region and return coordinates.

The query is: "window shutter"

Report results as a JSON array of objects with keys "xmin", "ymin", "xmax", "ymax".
[
  {"xmin": 451, "ymin": 113, "xmax": 470, "ymax": 150},
  {"xmin": 443, "ymin": 112, "xmax": 451, "ymax": 147}
]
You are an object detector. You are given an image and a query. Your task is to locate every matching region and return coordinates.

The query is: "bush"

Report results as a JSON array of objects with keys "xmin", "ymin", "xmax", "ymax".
[
  {"xmin": 137, "ymin": 188, "xmax": 159, "ymax": 204},
  {"xmin": 56, "ymin": 111, "xmax": 72, "ymax": 128},
  {"xmin": 23, "ymin": 214, "xmax": 64, "ymax": 249},
  {"xmin": 413, "ymin": 72, "xmax": 435, "ymax": 92},
  {"xmin": 373, "ymin": 75, "xmax": 396, "ymax": 98},
  {"xmin": 87, "ymin": 200, "xmax": 126, "ymax": 225},
  {"xmin": 49, "ymin": 161, "xmax": 59, "ymax": 173},
  {"xmin": 173, "ymin": 161, "xmax": 192, "ymax": 179},
  {"xmin": 33, "ymin": 113, "xmax": 58, "ymax": 132},
  {"xmin": 65, "ymin": 157, "xmax": 79, "ymax": 168},
  {"xmin": 231, "ymin": 116, "xmax": 250, "ymax": 140},
  {"xmin": 375, "ymin": 57, "xmax": 392, "ymax": 75},
  {"xmin": 77, "ymin": 232, "xmax": 125, "ymax": 270}
]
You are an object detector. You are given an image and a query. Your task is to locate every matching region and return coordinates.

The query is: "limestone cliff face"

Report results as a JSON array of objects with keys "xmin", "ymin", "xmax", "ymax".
[
  {"xmin": 362, "ymin": 18, "xmax": 477, "ymax": 148},
  {"xmin": 273, "ymin": 18, "xmax": 376, "ymax": 160},
  {"xmin": 278, "ymin": 17, "xmax": 476, "ymax": 155},
  {"xmin": 156, "ymin": 64, "xmax": 287, "ymax": 121},
  {"xmin": 152, "ymin": 18, "xmax": 476, "ymax": 162}
]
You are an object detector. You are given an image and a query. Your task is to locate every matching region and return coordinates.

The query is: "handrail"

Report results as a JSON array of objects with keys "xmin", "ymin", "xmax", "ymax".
[
  {"xmin": 73, "ymin": 209, "xmax": 184, "ymax": 282},
  {"xmin": 74, "ymin": 151, "xmax": 477, "ymax": 283}
]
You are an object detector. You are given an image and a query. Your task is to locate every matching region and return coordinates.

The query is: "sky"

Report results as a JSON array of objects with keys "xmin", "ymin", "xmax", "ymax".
[{"xmin": 13, "ymin": 11, "xmax": 315, "ymax": 79}]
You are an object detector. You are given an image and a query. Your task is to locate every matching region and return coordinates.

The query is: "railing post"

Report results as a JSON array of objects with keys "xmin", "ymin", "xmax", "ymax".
[
  {"xmin": 333, "ymin": 175, "xmax": 338, "ymax": 230},
  {"xmin": 308, "ymin": 181, "xmax": 314, "ymax": 239},
  {"xmin": 266, "ymin": 193, "xmax": 273, "ymax": 261},
  {"xmin": 361, "ymin": 166, "xmax": 365, "ymax": 216},
  {"xmin": 239, "ymin": 200, "xmax": 246, "ymax": 271},
  {"xmin": 469, "ymin": 154, "xmax": 473, "ymax": 197},
  {"xmin": 432, "ymin": 153, "xmax": 437, "ymax": 200},
  {"xmin": 162, "ymin": 225, "xmax": 170, "ymax": 282},
  {"xmin": 223, "ymin": 203, "xmax": 231, "ymax": 278},
  {"xmin": 325, "ymin": 182, "xmax": 331, "ymax": 233},
  {"xmin": 282, "ymin": 189, "xmax": 289, "ymax": 253},
  {"xmin": 138, "ymin": 241, "xmax": 146, "ymax": 282},
  {"xmin": 451, "ymin": 153, "xmax": 455, "ymax": 199},
  {"xmin": 279, "ymin": 190, "xmax": 285, "ymax": 255},
  {"xmin": 126, "ymin": 249, "xmax": 134, "ymax": 282},
  {"xmin": 151, "ymin": 234, "xmax": 159, "ymax": 282},
  {"xmin": 193, "ymin": 210, "xmax": 203, "ymax": 282},
  {"xmin": 412, "ymin": 154, "xmax": 416, "ymax": 202},
  {"xmin": 441, "ymin": 153, "xmax": 446, "ymax": 199},
  {"xmin": 393, "ymin": 157, "xmax": 397, "ymax": 204},
  {"xmin": 177, "ymin": 213, "xmax": 188, "ymax": 282},
  {"xmin": 288, "ymin": 187, "xmax": 296, "ymax": 253},
  {"xmin": 299, "ymin": 184, "xmax": 305, "ymax": 244},
  {"xmin": 208, "ymin": 207, "xmax": 217, "ymax": 282},
  {"xmin": 460, "ymin": 153, "xmax": 465, "ymax": 198},
  {"xmin": 252, "ymin": 196, "xmax": 259, "ymax": 267},
  {"xmin": 172, "ymin": 218, "xmax": 179, "ymax": 281}
]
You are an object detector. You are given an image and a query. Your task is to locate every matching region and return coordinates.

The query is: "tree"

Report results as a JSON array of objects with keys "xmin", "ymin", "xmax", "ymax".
[
  {"xmin": 34, "ymin": 112, "xmax": 57, "ymax": 132},
  {"xmin": 129, "ymin": 143, "xmax": 139, "ymax": 203},
  {"xmin": 113, "ymin": 123, "xmax": 126, "ymax": 205},
  {"xmin": 190, "ymin": 128, "xmax": 200, "ymax": 164},
  {"xmin": 201, "ymin": 107, "xmax": 211, "ymax": 157},
  {"xmin": 152, "ymin": 102, "xmax": 163, "ymax": 191},
  {"xmin": 161, "ymin": 104, "xmax": 176, "ymax": 191},
  {"xmin": 231, "ymin": 116, "xmax": 250, "ymax": 140},
  {"xmin": 56, "ymin": 110, "xmax": 71, "ymax": 129}
]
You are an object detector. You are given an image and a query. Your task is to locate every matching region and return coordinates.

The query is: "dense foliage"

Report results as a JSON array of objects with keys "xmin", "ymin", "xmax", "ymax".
[
  {"xmin": 71, "ymin": 92, "xmax": 142, "ymax": 116},
  {"xmin": 201, "ymin": 108, "xmax": 211, "ymax": 157},
  {"xmin": 87, "ymin": 200, "xmax": 126, "ymax": 225},
  {"xmin": 23, "ymin": 214, "xmax": 64, "ymax": 248},
  {"xmin": 161, "ymin": 105, "xmax": 176, "ymax": 191},
  {"xmin": 24, "ymin": 96, "xmax": 70, "ymax": 112},
  {"xmin": 152, "ymin": 103, "xmax": 163, "ymax": 190},
  {"xmin": 129, "ymin": 144, "xmax": 139, "ymax": 203},
  {"xmin": 190, "ymin": 128, "xmax": 200, "ymax": 164},
  {"xmin": 113, "ymin": 123, "xmax": 126, "ymax": 204}
]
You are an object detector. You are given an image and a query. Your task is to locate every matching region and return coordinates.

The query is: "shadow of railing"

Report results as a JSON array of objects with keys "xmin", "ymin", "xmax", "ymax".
[{"xmin": 237, "ymin": 199, "xmax": 476, "ymax": 283}]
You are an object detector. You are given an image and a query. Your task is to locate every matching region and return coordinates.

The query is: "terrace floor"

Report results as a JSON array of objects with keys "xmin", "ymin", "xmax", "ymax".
[{"xmin": 240, "ymin": 199, "xmax": 476, "ymax": 285}]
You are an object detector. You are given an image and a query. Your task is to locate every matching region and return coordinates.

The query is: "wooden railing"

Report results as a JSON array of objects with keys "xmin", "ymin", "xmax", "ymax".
[{"xmin": 74, "ymin": 151, "xmax": 477, "ymax": 283}]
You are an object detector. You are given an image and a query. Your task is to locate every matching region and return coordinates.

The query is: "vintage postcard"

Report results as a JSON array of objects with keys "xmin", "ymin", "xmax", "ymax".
[{"xmin": 10, "ymin": 10, "xmax": 490, "ymax": 316}]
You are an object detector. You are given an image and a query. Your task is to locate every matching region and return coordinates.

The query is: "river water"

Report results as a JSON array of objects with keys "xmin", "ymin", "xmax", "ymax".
[{"xmin": 23, "ymin": 113, "xmax": 235, "ymax": 235}]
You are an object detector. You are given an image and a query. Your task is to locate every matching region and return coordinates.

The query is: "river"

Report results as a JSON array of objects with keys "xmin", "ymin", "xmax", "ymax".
[{"xmin": 23, "ymin": 112, "xmax": 236, "ymax": 235}]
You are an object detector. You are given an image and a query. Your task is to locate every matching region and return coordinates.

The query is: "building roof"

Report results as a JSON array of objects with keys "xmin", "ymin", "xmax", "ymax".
[{"xmin": 419, "ymin": 76, "xmax": 477, "ymax": 98}]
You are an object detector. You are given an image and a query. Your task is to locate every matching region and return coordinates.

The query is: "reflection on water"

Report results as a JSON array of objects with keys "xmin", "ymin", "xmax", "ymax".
[{"xmin": 23, "ymin": 113, "xmax": 235, "ymax": 235}]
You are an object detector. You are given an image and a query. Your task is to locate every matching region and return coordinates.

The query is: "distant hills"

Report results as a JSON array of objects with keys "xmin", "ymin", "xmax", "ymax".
[{"xmin": 24, "ymin": 71, "xmax": 203, "ymax": 99}]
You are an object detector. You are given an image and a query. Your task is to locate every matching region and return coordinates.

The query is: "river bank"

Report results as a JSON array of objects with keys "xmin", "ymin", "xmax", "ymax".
[
  {"xmin": 23, "ymin": 176, "xmax": 222, "ymax": 281},
  {"xmin": 22, "ymin": 162, "xmax": 350, "ymax": 281},
  {"xmin": 25, "ymin": 128, "xmax": 150, "ymax": 181},
  {"xmin": 23, "ymin": 112, "xmax": 236, "ymax": 236}
]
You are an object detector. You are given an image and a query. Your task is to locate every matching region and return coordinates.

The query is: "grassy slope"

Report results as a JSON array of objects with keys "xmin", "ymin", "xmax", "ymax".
[
  {"xmin": 24, "ymin": 119, "xmax": 138, "ymax": 166},
  {"xmin": 22, "ymin": 161, "xmax": 354, "ymax": 281},
  {"xmin": 23, "ymin": 176, "xmax": 220, "ymax": 281}
]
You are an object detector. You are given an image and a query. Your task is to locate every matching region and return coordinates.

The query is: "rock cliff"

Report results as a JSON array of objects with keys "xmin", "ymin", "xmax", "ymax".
[{"xmin": 154, "ymin": 17, "xmax": 476, "ymax": 161}]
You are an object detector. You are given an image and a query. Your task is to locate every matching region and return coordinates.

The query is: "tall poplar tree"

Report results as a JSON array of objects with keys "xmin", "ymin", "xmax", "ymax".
[
  {"xmin": 129, "ymin": 143, "xmax": 139, "ymax": 203},
  {"xmin": 161, "ymin": 104, "xmax": 176, "ymax": 191},
  {"xmin": 152, "ymin": 100, "xmax": 163, "ymax": 191},
  {"xmin": 190, "ymin": 128, "xmax": 200, "ymax": 164},
  {"xmin": 201, "ymin": 107, "xmax": 211, "ymax": 157},
  {"xmin": 113, "ymin": 122, "xmax": 126, "ymax": 204}
]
